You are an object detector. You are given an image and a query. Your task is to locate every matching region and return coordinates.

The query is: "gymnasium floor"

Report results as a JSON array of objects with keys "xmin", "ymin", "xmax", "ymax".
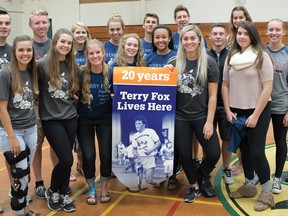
[{"xmin": 0, "ymin": 124, "xmax": 287, "ymax": 216}]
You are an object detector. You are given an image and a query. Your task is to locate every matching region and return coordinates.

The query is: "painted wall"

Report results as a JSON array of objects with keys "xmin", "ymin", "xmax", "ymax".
[{"xmin": 1, "ymin": 0, "xmax": 288, "ymax": 44}]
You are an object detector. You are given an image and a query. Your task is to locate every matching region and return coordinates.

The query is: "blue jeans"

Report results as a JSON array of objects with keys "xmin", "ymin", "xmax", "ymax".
[{"xmin": 0, "ymin": 125, "xmax": 37, "ymax": 215}]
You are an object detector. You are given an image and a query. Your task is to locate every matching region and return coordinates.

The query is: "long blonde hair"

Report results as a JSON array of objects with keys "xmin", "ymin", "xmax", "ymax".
[
  {"xmin": 46, "ymin": 28, "xmax": 79, "ymax": 94},
  {"xmin": 71, "ymin": 21, "xmax": 91, "ymax": 54},
  {"xmin": 81, "ymin": 39, "xmax": 110, "ymax": 104},
  {"xmin": 113, "ymin": 33, "xmax": 145, "ymax": 66},
  {"xmin": 9, "ymin": 35, "xmax": 38, "ymax": 95},
  {"xmin": 176, "ymin": 25, "xmax": 207, "ymax": 88}
]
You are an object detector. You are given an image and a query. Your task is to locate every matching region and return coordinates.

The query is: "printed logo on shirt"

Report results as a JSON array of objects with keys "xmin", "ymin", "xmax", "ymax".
[
  {"xmin": 274, "ymin": 61, "xmax": 286, "ymax": 74},
  {"xmin": 0, "ymin": 53, "xmax": 10, "ymax": 70},
  {"xmin": 178, "ymin": 69, "xmax": 204, "ymax": 97},
  {"xmin": 13, "ymin": 81, "xmax": 34, "ymax": 110},
  {"xmin": 48, "ymin": 72, "xmax": 70, "ymax": 99}
]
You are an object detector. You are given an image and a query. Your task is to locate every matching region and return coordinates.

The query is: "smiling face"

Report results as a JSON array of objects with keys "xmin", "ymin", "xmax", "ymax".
[
  {"xmin": 55, "ymin": 33, "xmax": 73, "ymax": 60},
  {"xmin": 108, "ymin": 21, "xmax": 123, "ymax": 44},
  {"xmin": 267, "ymin": 20, "xmax": 285, "ymax": 45},
  {"xmin": 15, "ymin": 40, "xmax": 33, "ymax": 70},
  {"xmin": 236, "ymin": 26, "xmax": 251, "ymax": 52},
  {"xmin": 73, "ymin": 26, "xmax": 88, "ymax": 45},
  {"xmin": 29, "ymin": 15, "xmax": 50, "ymax": 40},
  {"xmin": 153, "ymin": 28, "xmax": 170, "ymax": 54},
  {"xmin": 0, "ymin": 14, "xmax": 11, "ymax": 40},
  {"xmin": 181, "ymin": 30, "xmax": 200, "ymax": 55},
  {"xmin": 124, "ymin": 37, "xmax": 139, "ymax": 59},
  {"xmin": 86, "ymin": 43, "xmax": 105, "ymax": 67},
  {"xmin": 232, "ymin": 10, "xmax": 246, "ymax": 29},
  {"xmin": 175, "ymin": 10, "xmax": 190, "ymax": 31}
]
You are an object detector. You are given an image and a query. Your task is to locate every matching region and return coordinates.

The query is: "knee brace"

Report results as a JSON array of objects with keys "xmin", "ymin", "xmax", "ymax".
[{"xmin": 4, "ymin": 147, "xmax": 30, "ymax": 211}]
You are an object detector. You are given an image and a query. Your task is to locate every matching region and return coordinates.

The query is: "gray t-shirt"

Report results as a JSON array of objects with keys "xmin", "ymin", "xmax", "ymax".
[
  {"xmin": 170, "ymin": 56, "xmax": 219, "ymax": 121},
  {"xmin": 37, "ymin": 56, "xmax": 77, "ymax": 121},
  {"xmin": 0, "ymin": 67, "xmax": 36, "ymax": 129},
  {"xmin": 34, "ymin": 38, "xmax": 51, "ymax": 60},
  {"xmin": 0, "ymin": 43, "xmax": 12, "ymax": 70},
  {"xmin": 266, "ymin": 46, "xmax": 288, "ymax": 114}
]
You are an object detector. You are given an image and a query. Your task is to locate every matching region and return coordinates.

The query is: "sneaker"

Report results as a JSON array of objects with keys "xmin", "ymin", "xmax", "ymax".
[
  {"xmin": 60, "ymin": 195, "xmax": 76, "ymax": 213},
  {"xmin": 272, "ymin": 177, "xmax": 282, "ymax": 194},
  {"xmin": 45, "ymin": 188, "xmax": 62, "ymax": 211},
  {"xmin": 222, "ymin": 168, "xmax": 234, "ymax": 185},
  {"xmin": 0, "ymin": 204, "xmax": 3, "ymax": 213},
  {"xmin": 198, "ymin": 178, "xmax": 216, "ymax": 197},
  {"xmin": 252, "ymin": 174, "xmax": 259, "ymax": 185},
  {"xmin": 184, "ymin": 187, "xmax": 201, "ymax": 203},
  {"xmin": 35, "ymin": 185, "xmax": 47, "ymax": 199}
]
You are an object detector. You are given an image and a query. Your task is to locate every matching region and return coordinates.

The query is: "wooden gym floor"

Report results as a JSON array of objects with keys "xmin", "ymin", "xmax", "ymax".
[{"xmin": 0, "ymin": 123, "xmax": 287, "ymax": 216}]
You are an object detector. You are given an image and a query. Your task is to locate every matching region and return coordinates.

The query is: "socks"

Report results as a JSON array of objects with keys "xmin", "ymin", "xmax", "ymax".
[
  {"xmin": 245, "ymin": 177, "xmax": 254, "ymax": 185},
  {"xmin": 261, "ymin": 180, "xmax": 270, "ymax": 193}
]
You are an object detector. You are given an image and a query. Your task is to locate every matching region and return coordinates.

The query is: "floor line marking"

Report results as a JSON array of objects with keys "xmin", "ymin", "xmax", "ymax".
[{"xmin": 101, "ymin": 191, "xmax": 129, "ymax": 216}]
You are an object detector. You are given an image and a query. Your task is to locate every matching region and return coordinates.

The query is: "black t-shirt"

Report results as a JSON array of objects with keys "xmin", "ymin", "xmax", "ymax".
[
  {"xmin": 170, "ymin": 56, "xmax": 219, "ymax": 120},
  {"xmin": 77, "ymin": 71, "xmax": 112, "ymax": 119}
]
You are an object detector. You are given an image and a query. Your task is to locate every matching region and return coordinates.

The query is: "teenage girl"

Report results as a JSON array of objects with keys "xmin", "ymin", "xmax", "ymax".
[
  {"xmin": 0, "ymin": 35, "xmax": 39, "ymax": 216},
  {"xmin": 37, "ymin": 28, "xmax": 79, "ymax": 213},
  {"xmin": 77, "ymin": 39, "xmax": 113, "ymax": 204},
  {"xmin": 145, "ymin": 24, "xmax": 176, "ymax": 67},
  {"xmin": 104, "ymin": 13, "xmax": 125, "ymax": 64},
  {"xmin": 266, "ymin": 18, "xmax": 288, "ymax": 194}
]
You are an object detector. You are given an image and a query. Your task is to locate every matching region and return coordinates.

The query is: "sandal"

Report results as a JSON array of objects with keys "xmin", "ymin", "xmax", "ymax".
[
  {"xmin": 25, "ymin": 210, "xmax": 41, "ymax": 216},
  {"xmin": 100, "ymin": 192, "xmax": 111, "ymax": 203},
  {"xmin": 86, "ymin": 193, "xmax": 97, "ymax": 205}
]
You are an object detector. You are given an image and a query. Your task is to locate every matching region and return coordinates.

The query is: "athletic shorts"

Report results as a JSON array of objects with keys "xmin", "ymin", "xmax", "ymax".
[{"xmin": 135, "ymin": 156, "xmax": 156, "ymax": 170}]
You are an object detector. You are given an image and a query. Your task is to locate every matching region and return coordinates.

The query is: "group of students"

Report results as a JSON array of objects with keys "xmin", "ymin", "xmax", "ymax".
[{"xmin": 0, "ymin": 3, "xmax": 287, "ymax": 215}]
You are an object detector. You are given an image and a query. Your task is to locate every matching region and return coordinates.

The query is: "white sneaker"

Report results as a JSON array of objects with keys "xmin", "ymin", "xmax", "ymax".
[
  {"xmin": 222, "ymin": 168, "xmax": 234, "ymax": 185},
  {"xmin": 272, "ymin": 177, "xmax": 282, "ymax": 194}
]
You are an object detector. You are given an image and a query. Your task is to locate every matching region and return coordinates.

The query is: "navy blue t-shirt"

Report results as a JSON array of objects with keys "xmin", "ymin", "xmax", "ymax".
[{"xmin": 77, "ymin": 71, "xmax": 112, "ymax": 119}]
